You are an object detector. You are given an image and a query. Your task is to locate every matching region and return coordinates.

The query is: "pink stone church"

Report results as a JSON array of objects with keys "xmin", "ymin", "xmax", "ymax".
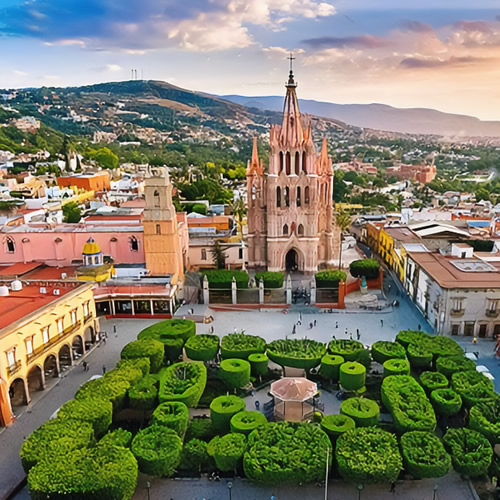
[{"xmin": 246, "ymin": 67, "xmax": 340, "ymax": 272}]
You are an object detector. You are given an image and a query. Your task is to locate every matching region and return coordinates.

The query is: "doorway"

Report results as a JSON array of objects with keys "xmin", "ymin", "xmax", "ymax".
[{"xmin": 285, "ymin": 249, "xmax": 298, "ymax": 271}]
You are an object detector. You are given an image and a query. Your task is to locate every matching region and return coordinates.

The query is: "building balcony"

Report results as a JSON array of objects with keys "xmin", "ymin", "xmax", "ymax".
[
  {"xmin": 450, "ymin": 309, "xmax": 465, "ymax": 317},
  {"xmin": 83, "ymin": 313, "xmax": 93, "ymax": 324},
  {"xmin": 7, "ymin": 360, "xmax": 22, "ymax": 377},
  {"xmin": 486, "ymin": 309, "xmax": 499, "ymax": 318}
]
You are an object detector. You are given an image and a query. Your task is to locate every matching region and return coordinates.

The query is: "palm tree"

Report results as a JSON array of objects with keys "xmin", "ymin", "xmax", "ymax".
[
  {"xmin": 231, "ymin": 197, "xmax": 246, "ymax": 236},
  {"xmin": 335, "ymin": 206, "xmax": 352, "ymax": 270}
]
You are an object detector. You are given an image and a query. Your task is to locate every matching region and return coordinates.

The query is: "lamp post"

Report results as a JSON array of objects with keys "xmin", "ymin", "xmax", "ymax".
[
  {"xmin": 324, "ymin": 447, "xmax": 329, "ymax": 500},
  {"xmin": 227, "ymin": 480, "xmax": 233, "ymax": 500},
  {"xmin": 146, "ymin": 481, "xmax": 151, "ymax": 500},
  {"xmin": 433, "ymin": 484, "xmax": 438, "ymax": 500},
  {"xmin": 357, "ymin": 483, "xmax": 363, "ymax": 500}
]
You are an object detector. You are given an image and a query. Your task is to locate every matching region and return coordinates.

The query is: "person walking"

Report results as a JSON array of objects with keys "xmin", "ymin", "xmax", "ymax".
[
  {"xmin": 83, "ymin": 361, "xmax": 87, "ymax": 371},
  {"xmin": 349, "ymin": 332, "xmax": 353, "ymax": 340},
  {"xmin": 292, "ymin": 325, "xmax": 296, "ymax": 335},
  {"xmin": 314, "ymin": 319, "xmax": 317, "ymax": 327},
  {"xmin": 344, "ymin": 328, "xmax": 348, "ymax": 336},
  {"xmin": 102, "ymin": 365, "xmax": 106, "ymax": 375},
  {"xmin": 86, "ymin": 363, "xmax": 90, "ymax": 372},
  {"xmin": 380, "ymin": 319, "xmax": 384, "ymax": 327},
  {"xmin": 356, "ymin": 329, "xmax": 360, "ymax": 341},
  {"xmin": 336, "ymin": 321, "xmax": 339, "ymax": 329}
]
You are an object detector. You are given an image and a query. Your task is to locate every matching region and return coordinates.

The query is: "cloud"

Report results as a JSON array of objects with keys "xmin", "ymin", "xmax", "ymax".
[
  {"xmin": 400, "ymin": 20, "xmax": 434, "ymax": 34},
  {"xmin": 301, "ymin": 34, "xmax": 391, "ymax": 49},
  {"xmin": 399, "ymin": 55, "xmax": 487, "ymax": 69}
]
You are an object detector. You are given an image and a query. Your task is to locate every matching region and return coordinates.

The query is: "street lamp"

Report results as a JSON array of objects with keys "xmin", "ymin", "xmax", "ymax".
[
  {"xmin": 433, "ymin": 484, "xmax": 438, "ymax": 500},
  {"xmin": 227, "ymin": 480, "xmax": 233, "ymax": 500},
  {"xmin": 357, "ymin": 483, "xmax": 363, "ymax": 500},
  {"xmin": 146, "ymin": 481, "xmax": 151, "ymax": 500}
]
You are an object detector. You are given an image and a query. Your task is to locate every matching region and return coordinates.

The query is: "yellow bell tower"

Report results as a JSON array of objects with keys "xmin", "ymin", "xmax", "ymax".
[{"xmin": 143, "ymin": 167, "xmax": 184, "ymax": 284}]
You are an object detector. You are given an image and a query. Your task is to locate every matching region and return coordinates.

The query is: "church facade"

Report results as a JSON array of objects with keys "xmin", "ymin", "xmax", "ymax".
[{"xmin": 246, "ymin": 69, "xmax": 340, "ymax": 273}]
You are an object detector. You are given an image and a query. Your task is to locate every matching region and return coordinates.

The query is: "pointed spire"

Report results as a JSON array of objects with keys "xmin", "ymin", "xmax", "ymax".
[
  {"xmin": 251, "ymin": 137, "xmax": 259, "ymax": 164},
  {"xmin": 247, "ymin": 137, "xmax": 263, "ymax": 176},
  {"xmin": 279, "ymin": 62, "xmax": 304, "ymax": 148},
  {"xmin": 319, "ymin": 138, "xmax": 331, "ymax": 173}
]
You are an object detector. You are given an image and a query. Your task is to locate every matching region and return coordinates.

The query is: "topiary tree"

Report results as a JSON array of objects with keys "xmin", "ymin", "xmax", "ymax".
[
  {"xmin": 230, "ymin": 411, "xmax": 267, "ymax": 436},
  {"xmin": 184, "ymin": 334, "xmax": 219, "ymax": 362},
  {"xmin": 419, "ymin": 371, "xmax": 448, "ymax": 394},
  {"xmin": 221, "ymin": 333, "xmax": 266, "ymax": 359},
  {"xmin": 267, "ymin": 338, "xmax": 326, "ymax": 371},
  {"xmin": 121, "ymin": 338, "xmax": 164, "ymax": 373},
  {"xmin": 340, "ymin": 397, "xmax": 380, "ymax": 427},
  {"xmin": 152, "ymin": 401, "xmax": 190, "ymax": 439},
  {"xmin": 186, "ymin": 417, "xmax": 216, "ymax": 442},
  {"xmin": 179, "ymin": 438, "xmax": 210, "ymax": 473},
  {"xmin": 138, "ymin": 319, "xmax": 196, "ymax": 345},
  {"xmin": 210, "ymin": 395, "xmax": 246, "ymax": 434},
  {"xmin": 430, "ymin": 388, "xmax": 462, "ymax": 417},
  {"xmin": 57, "ymin": 397, "xmax": 112, "ymax": 438},
  {"xmin": 204, "ymin": 269, "xmax": 249, "ymax": 288},
  {"xmin": 320, "ymin": 354, "xmax": 344, "ymax": 382},
  {"xmin": 349, "ymin": 259, "xmax": 380, "ymax": 279},
  {"xmin": 328, "ymin": 339, "xmax": 365, "ymax": 363},
  {"xmin": 255, "ymin": 271, "xmax": 284, "ymax": 288},
  {"xmin": 248, "ymin": 353, "xmax": 268, "ymax": 379},
  {"xmin": 128, "ymin": 375, "xmax": 158, "ymax": 411},
  {"xmin": 320, "ymin": 414, "xmax": 356, "ymax": 442},
  {"xmin": 339, "ymin": 362, "xmax": 366, "ymax": 391},
  {"xmin": 219, "ymin": 358, "xmax": 251, "ymax": 391},
  {"xmin": 469, "ymin": 400, "xmax": 500, "ymax": 444},
  {"xmin": 99, "ymin": 428, "xmax": 133, "ymax": 448},
  {"xmin": 164, "ymin": 338, "xmax": 184, "ymax": 364},
  {"xmin": 383, "ymin": 358, "xmax": 410, "ymax": 377},
  {"xmin": 371, "ymin": 341, "xmax": 406, "ymax": 364},
  {"xmin": 315, "ymin": 269, "xmax": 347, "ymax": 288},
  {"xmin": 158, "ymin": 361, "xmax": 207, "ymax": 407},
  {"xmin": 451, "ymin": 370, "xmax": 496, "ymax": 407},
  {"xmin": 214, "ymin": 433, "xmax": 246, "ymax": 472},
  {"xmin": 406, "ymin": 343, "xmax": 433, "ymax": 369},
  {"xmin": 435, "ymin": 355, "xmax": 476, "ymax": 378}
]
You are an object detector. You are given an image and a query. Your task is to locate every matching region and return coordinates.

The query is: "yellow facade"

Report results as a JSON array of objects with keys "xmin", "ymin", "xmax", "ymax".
[
  {"xmin": 0, "ymin": 283, "xmax": 98, "ymax": 425},
  {"xmin": 378, "ymin": 228, "xmax": 394, "ymax": 267}
]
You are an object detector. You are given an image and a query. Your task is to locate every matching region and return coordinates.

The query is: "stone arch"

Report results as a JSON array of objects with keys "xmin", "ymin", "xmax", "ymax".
[
  {"xmin": 298, "ymin": 224, "xmax": 304, "ymax": 236},
  {"xmin": 284, "ymin": 247, "xmax": 303, "ymax": 271},
  {"xmin": 72, "ymin": 335, "xmax": 84, "ymax": 358},
  {"xmin": 9, "ymin": 378, "xmax": 28, "ymax": 407},
  {"xmin": 129, "ymin": 236, "xmax": 139, "ymax": 252},
  {"xmin": 285, "ymin": 152, "xmax": 291, "ymax": 175},
  {"xmin": 295, "ymin": 151, "xmax": 300, "ymax": 175},
  {"xmin": 84, "ymin": 326, "xmax": 96, "ymax": 350},
  {"xmin": 27, "ymin": 365, "xmax": 45, "ymax": 394},
  {"xmin": 58, "ymin": 344, "xmax": 72, "ymax": 371},
  {"xmin": 276, "ymin": 186, "xmax": 281, "ymax": 208},
  {"xmin": 44, "ymin": 354, "xmax": 59, "ymax": 379},
  {"xmin": 153, "ymin": 190, "xmax": 160, "ymax": 206}
]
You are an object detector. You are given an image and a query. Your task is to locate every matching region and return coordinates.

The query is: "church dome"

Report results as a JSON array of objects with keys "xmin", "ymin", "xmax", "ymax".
[{"xmin": 82, "ymin": 237, "xmax": 101, "ymax": 255}]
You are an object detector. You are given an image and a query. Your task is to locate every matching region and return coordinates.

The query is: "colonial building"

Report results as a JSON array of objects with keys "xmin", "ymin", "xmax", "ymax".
[{"xmin": 246, "ymin": 68, "xmax": 340, "ymax": 272}]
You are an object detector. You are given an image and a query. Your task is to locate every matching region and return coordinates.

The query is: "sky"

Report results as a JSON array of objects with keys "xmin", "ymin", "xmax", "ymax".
[{"xmin": 1, "ymin": 1, "xmax": 500, "ymax": 120}]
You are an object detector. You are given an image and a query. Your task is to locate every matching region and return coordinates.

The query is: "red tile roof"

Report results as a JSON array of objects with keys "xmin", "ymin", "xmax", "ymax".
[{"xmin": 0, "ymin": 262, "xmax": 42, "ymax": 277}]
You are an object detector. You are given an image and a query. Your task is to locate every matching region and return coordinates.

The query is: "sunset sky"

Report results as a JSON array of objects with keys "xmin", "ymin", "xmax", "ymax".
[{"xmin": 1, "ymin": 1, "xmax": 500, "ymax": 119}]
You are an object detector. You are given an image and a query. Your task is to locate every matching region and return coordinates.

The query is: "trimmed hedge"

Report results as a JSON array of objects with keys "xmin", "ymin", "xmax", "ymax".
[
  {"xmin": 267, "ymin": 338, "xmax": 326, "ymax": 370},
  {"xmin": 381, "ymin": 375, "xmax": 436, "ymax": 433},
  {"xmin": 210, "ymin": 395, "xmax": 246, "ymax": 434},
  {"xmin": 469, "ymin": 400, "xmax": 500, "ymax": 444},
  {"xmin": 158, "ymin": 361, "xmax": 207, "ymax": 407},
  {"xmin": 430, "ymin": 388, "xmax": 462, "ymax": 417},
  {"xmin": 436, "ymin": 355, "xmax": 476, "ymax": 378},
  {"xmin": 419, "ymin": 371, "xmax": 448, "ymax": 393},
  {"xmin": 186, "ymin": 417, "xmax": 216, "ymax": 442},
  {"xmin": 371, "ymin": 341, "xmax": 406, "ymax": 364},
  {"xmin": 396, "ymin": 330, "xmax": 431, "ymax": 349},
  {"xmin": 219, "ymin": 358, "xmax": 251, "ymax": 390},
  {"xmin": 320, "ymin": 414, "xmax": 356, "ymax": 441},
  {"xmin": 451, "ymin": 370, "xmax": 496, "ymax": 407},
  {"xmin": 131, "ymin": 425, "xmax": 183, "ymax": 476},
  {"xmin": 128, "ymin": 375, "xmax": 158, "ymax": 411},
  {"xmin": 244, "ymin": 422, "xmax": 332, "ymax": 484},
  {"xmin": 339, "ymin": 362, "xmax": 366, "ymax": 391},
  {"xmin": 397, "ymin": 330, "xmax": 463, "ymax": 362},
  {"xmin": 179, "ymin": 438, "xmax": 210, "ymax": 473},
  {"xmin": 315, "ymin": 269, "xmax": 347, "ymax": 288},
  {"xmin": 248, "ymin": 353, "xmax": 268, "ymax": 377},
  {"xmin": 221, "ymin": 333, "xmax": 266, "ymax": 359},
  {"xmin": 319, "ymin": 354, "xmax": 344, "ymax": 382},
  {"xmin": 328, "ymin": 339, "xmax": 365, "ymax": 362},
  {"xmin": 57, "ymin": 397, "xmax": 112, "ymax": 438},
  {"xmin": 214, "ymin": 433, "xmax": 247, "ymax": 472},
  {"xmin": 383, "ymin": 358, "xmax": 410, "ymax": 377},
  {"xmin": 99, "ymin": 428, "xmax": 133, "ymax": 448},
  {"xmin": 230, "ymin": 411, "xmax": 267, "ymax": 436},
  {"xmin": 138, "ymin": 319, "xmax": 196, "ymax": 345},
  {"xmin": 400, "ymin": 431, "xmax": 451, "ymax": 479},
  {"xmin": 443, "ymin": 428, "xmax": 493, "ymax": 477},
  {"xmin": 164, "ymin": 338, "xmax": 184, "ymax": 363},
  {"xmin": 152, "ymin": 401, "xmax": 189, "ymax": 439},
  {"xmin": 336, "ymin": 427, "xmax": 402, "ymax": 484},
  {"xmin": 121, "ymin": 338, "xmax": 164, "ymax": 373},
  {"xmin": 116, "ymin": 357, "xmax": 150, "ymax": 377},
  {"xmin": 204, "ymin": 269, "xmax": 249, "ymax": 289},
  {"xmin": 407, "ymin": 343, "xmax": 433, "ymax": 369},
  {"xmin": 255, "ymin": 271, "xmax": 284, "ymax": 288},
  {"xmin": 349, "ymin": 258, "xmax": 380, "ymax": 280},
  {"xmin": 185, "ymin": 334, "xmax": 219, "ymax": 362},
  {"xmin": 340, "ymin": 397, "xmax": 380, "ymax": 427}
]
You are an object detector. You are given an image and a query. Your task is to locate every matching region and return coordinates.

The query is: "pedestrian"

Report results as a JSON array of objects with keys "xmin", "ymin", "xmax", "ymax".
[
  {"xmin": 349, "ymin": 332, "xmax": 353, "ymax": 340},
  {"xmin": 86, "ymin": 362, "xmax": 90, "ymax": 372},
  {"xmin": 380, "ymin": 319, "xmax": 384, "ymax": 327},
  {"xmin": 356, "ymin": 329, "xmax": 360, "ymax": 341},
  {"xmin": 332, "ymin": 335, "xmax": 336, "ymax": 340},
  {"xmin": 390, "ymin": 482, "xmax": 396, "ymax": 494},
  {"xmin": 102, "ymin": 365, "xmax": 106, "ymax": 375},
  {"xmin": 292, "ymin": 325, "xmax": 296, "ymax": 334},
  {"xmin": 344, "ymin": 328, "xmax": 348, "ymax": 336},
  {"xmin": 83, "ymin": 361, "xmax": 87, "ymax": 371},
  {"xmin": 310, "ymin": 322, "xmax": 313, "ymax": 329},
  {"xmin": 472, "ymin": 336, "xmax": 478, "ymax": 345},
  {"xmin": 299, "ymin": 312, "xmax": 302, "ymax": 321},
  {"xmin": 113, "ymin": 324, "xmax": 117, "ymax": 335},
  {"xmin": 336, "ymin": 321, "xmax": 338, "ymax": 329},
  {"xmin": 314, "ymin": 319, "xmax": 317, "ymax": 327},
  {"xmin": 418, "ymin": 324, "xmax": 421, "ymax": 331}
]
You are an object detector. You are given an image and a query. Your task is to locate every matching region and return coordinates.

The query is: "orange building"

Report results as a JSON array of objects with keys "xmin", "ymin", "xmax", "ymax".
[
  {"xmin": 187, "ymin": 215, "xmax": 230, "ymax": 231},
  {"xmin": 57, "ymin": 171, "xmax": 111, "ymax": 192}
]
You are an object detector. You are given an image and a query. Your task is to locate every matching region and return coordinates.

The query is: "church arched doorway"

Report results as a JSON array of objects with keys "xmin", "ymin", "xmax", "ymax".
[{"xmin": 285, "ymin": 249, "xmax": 298, "ymax": 271}]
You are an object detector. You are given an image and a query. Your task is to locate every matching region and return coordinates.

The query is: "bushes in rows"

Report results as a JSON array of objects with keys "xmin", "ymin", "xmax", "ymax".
[
  {"xmin": 267, "ymin": 338, "xmax": 326, "ymax": 370},
  {"xmin": 255, "ymin": 271, "xmax": 284, "ymax": 288},
  {"xmin": 320, "ymin": 414, "xmax": 356, "ymax": 441},
  {"xmin": 116, "ymin": 357, "xmax": 151, "ymax": 377},
  {"xmin": 341, "ymin": 397, "xmax": 380, "ymax": 427},
  {"xmin": 128, "ymin": 375, "xmax": 158, "ymax": 411},
  {"xmin": 407, "ymin": 343, "xmax": 433, "ymax": 369},
  {"xmin": 400, "ymin": 431, "xmax": 451, "ymax": 479},
  {"xmin": 214, "ymin": 433, "xmax": 247, "ymax": 472},
  {"xmin": 381, "ymin": 375, "xmax": 436, "ymax": 433},
  {"xmin": 340, "ymin": 362, "xmax": 366, "ymax": 391},
  {"xmin": 186, "ymin": 417, "xmax": 215, "ymax": 442},
  {"xmin": 443, "ymin": 428, "xmax": 493, "ymax": 477},
  {"xmin": 419, "ymin": 371, "xmax": 448, "ymax": 393},
  {"xmin": 430, "ymin": 388, "xmax": 462, "ymax": 417},
  {"xmin": 383, "ymin": 358, "xmax": 410, "ymax": 377},
  {"xmin": 248, "ymin": 353, "xmax": 268, "ymax": 377},
  {"xmin": 204, "ymin": 269, "xmax": 249, "ymax": 289},
  {"xmin": 436, "ymin": 355, "xmax": 476, "ymax": 378},
  {"xmin": 219, "ymin": 358, "xmax": 251, "ymax": 390},
  {"xmin": 336, "ymin": 427, "xmax": 402, "ymax": 484},
  {"xmin": 131, "ymin": 426, "xmax": 183, "ymax": 476},
  {"xmin": 230, "ymin": 411, "xmax": 267, "ymax": 436},
  {"xmin": 221, "ymin": 333, "xmax": 266, "ymax": 359},
  {"xmin": 244, "ymin": 422, "xmax": 332, "ymax": 484},
  {"xmin": 371, "ymin": 341, "xmax": 406, "ymax": 364},
  {"xmin": 469, "ymin": 400, "xmax": 500, "ymax": 444},
  {"xmin": 57, "ymin": 397, "xmax": 112, "ymax": 438},
  {"xmin": 138, "ymin": 319, "xmax": 196, "ymax": 345},
  {"xmin": 185, "ymin": 334, "xmax": 219, "ymax": 362},
  {"xmin": 451, "ymin": 370, "xmax": 496, "ymax": 407},
  {"xmin": 349, "ymin": 259, "xmax": 380, "ymax": 280},
  {"xmin": 152, "ymin": 401, "xmax": 189, "ymax": 439},
  {"xmin": 99, "ymin": 428, "xmax": 133, "ymax": 448},
  {"xmin": 396, "ymin": 330, "xmax": 430, "ymax": 348},
  {"xmin": 179, "ymin": 439, "xmax": 210, "ymax": 473},
  {"xmin": 328, "ymin": 339, "xmax": 366, "ymax": 364},
  {"xmin": 158, "ymin": 361, "xmax": 207, "ymax": 407},
  {"xmin": 210, "ymin": 395, "xmax": 246, "ymax": 434},
  {"xmin": 320, "ymin": 354, "xmax": 344, "ymax": 382},
  {"xmin": 121, "ymin": 338, "xmax": 164, "ymax": 373},
  {"xmin": 315, "ymin": 269, "xmax": 347, "ymax": 288},
  {"xmin": 396, "ymin": 330, "xmax": 463, "ymax": 362}
]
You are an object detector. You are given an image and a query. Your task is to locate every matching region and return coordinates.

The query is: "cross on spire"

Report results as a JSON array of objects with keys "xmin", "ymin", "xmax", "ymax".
[
  {"xmin": 288, "ymin": 52, "xmax": 295, "ymax": 72},
  {"xmin": 286, "ymin": 52, "xmax": 297, "ymax": 87}
]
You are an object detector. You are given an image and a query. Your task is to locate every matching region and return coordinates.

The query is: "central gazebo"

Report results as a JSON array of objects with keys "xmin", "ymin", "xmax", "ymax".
[{"xmin": 270, "ymin": 377, "xmax": 318, "ymax": 422}]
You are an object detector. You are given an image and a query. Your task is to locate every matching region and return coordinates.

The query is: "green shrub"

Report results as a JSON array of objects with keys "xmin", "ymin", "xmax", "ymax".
[
  {"xmin": 230, "ymin": 411, "xmax": 267, "ymax": 436},
  {"xmin": 204, "ymin": 269, "xmax": 249, "ymax": 289},
  {"xmin": 396, "ymin": 330, "xmax": 431, "ymax": 348},
  {"xmin": 121, "ymin": 338, "xmax": 164, "ymax": 373},
  {"xmin": 469, "ymin": 400, "xmax": 500, "ymax": 444},
  {"xmin": 267, "ymin": 338, "xmax": 326, "ymax": 370},
  {"xmin": 328, "ymin": 339, "xmax": 365, "ymax": 362},
  {"xmin": 400, "ymin": 431, "xmax": 451, "ymax": 479},
  {"xmin": 186, "ymin": 417, "xmax": 215, "ymax": 442},
  {"xmin": 185, "ymin": 334, "xmax": 219, "ymax": 362},
  {"xmin": 320, "ymin": 414, "xmax": 356, "ymax": 441},
  {"xmin": 116, "ymin": 357, "xmax": 151, "ymax": 377},
  {"xmin": 336, "ymin": 427, "xmax": 402, "ymax": 484},
  {"xmin": 20, "ymin": 419, "xmax": 95, "ymax": 472},
  {"xmin": 419, "ymin": 371, "xmax": 448, "ymax": 393},
  {"xmin": 99, "ymin": 428, "xmax": 133, "ymax": 448},
  {"xmin": 164, "ymin": 338, "xmax": 184, "ymax": 363},
  {"xmin": 152, "ymin": 401, "xmax": 189, "ymax": 439},
  {"xmin": 371, "ymin": 341, "xmax": 406, "ymax": 364},
  {"xmin": 451, "ymin": 370, "xmax": 496, "ymax": 407},
  {"xmin": 436, "ymin": 355, "xmax": 476, "ymax": 378},
  {"xmin": 339, "ymin": 362, "xmax": 366, "ymax": 391},
  {"xmin": 244, "ymin": 422, "xmax": 332, "ymax": 484},
  {"xmin": 131, "ymin": 425, "xmax": 183, "ymax": 476},
  {"xmin": 381, "ymin": 375, "xmax": 436, "ymax": 433},
  {"xmin": 255, "ymin": 271, "xmax": 284, "ymax": 288},
  {"xmin": 407, "ymin": 343, "xmax": 433, "ymax": 369},
  {"xmin": 221, "ymin": 333, "xmax": 266, "ymax": 359},
  {"xmin": 315, "ymin": 269, "xmax": 347, "ymax": 288},
  {"xmin": 319, "ymin": 354, "xmax": 344, "ymax": 382},
  {"xmin": 248, "ymin": 353, "xmax": 268, "ymax": 377},
  {"xmin": 383, "ymin": 358, "xmax": 410, "ymax": 377},
  {"xmin": 349, "ymin": 258, "xmax": 380, "ymax": 279},
  {"xmin": 138, "ymin": 319, "xmax": 196, "ymax": 345},
  {"xmin": 397, "ymin": 330, "xmax": 463, "ymax": 361},
  {"xmin": 191, "ymin": 203, "xmax": 207, "ymax": 215},
  {"xmin": 214, "ymin": 433, "xmax": 246, "ymax": 472},
  {"xmin": 430, "ymin": 388, "xmax": 462, "ymax": 417},
  {"xmin": 179, "ymin": 438, "xmax": 210, "ymax": 472},
  {"xmin": 219, "ymin": 358, "xmax": 251, "ymax": 390},
  {"xmin": 210, "ymin": 395, "xmax": 246, "ymax": 434},
  {"xmin": 57, "ymin": 397, "xmax": 112, "ymax": 438},
  {"xmin": 128, "ymin": 374, "xmax": 158, "ymax": 411},
  {"xmin": 158, "ymin": 361, "xmax": 207, "ymax": 407},
  {"xmin": 341, "ymin": 398, "xmax": 380, "ymax": 427},
  {"xmin": 443, "ymin": 428, "xmax": 493, "ymax": 477}
]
